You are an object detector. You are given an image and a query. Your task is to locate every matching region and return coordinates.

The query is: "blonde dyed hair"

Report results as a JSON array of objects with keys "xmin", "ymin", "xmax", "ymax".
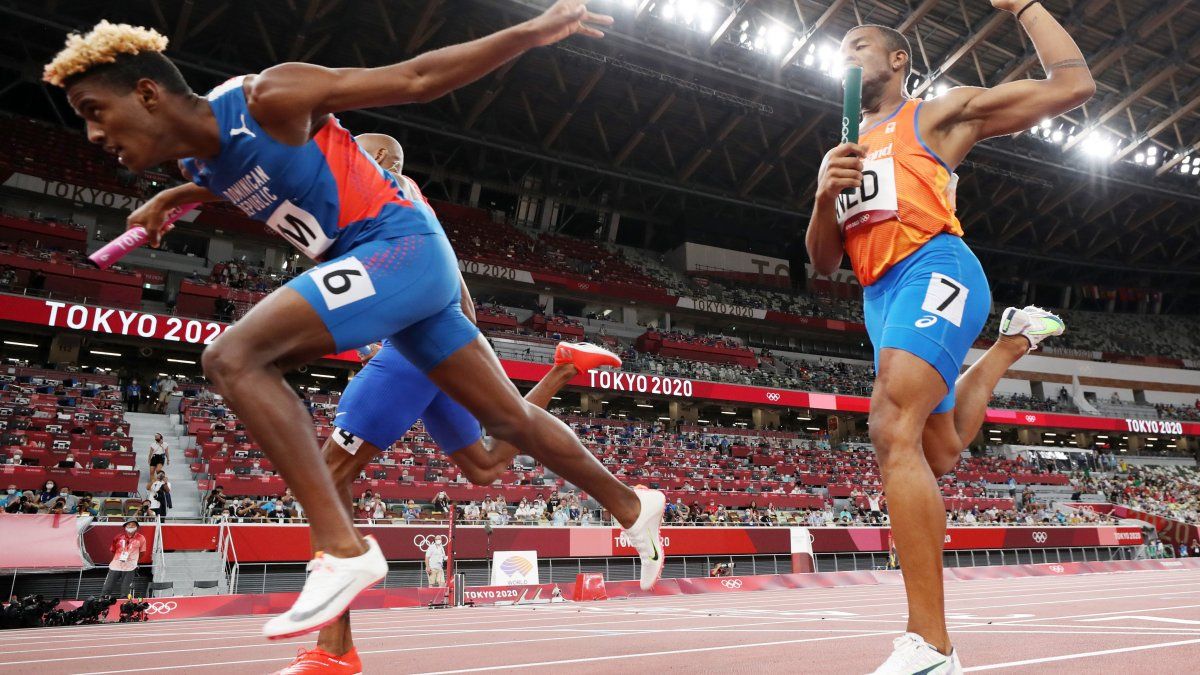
[{"xmin": 43, "ymin": 20, "xmax": 169, "ymax": 88}]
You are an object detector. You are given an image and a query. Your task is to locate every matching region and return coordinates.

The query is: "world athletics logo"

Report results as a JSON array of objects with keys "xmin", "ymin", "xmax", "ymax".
[{"xmin": 500, "ymin": 555, "xmax": 534, "ymax": 582}]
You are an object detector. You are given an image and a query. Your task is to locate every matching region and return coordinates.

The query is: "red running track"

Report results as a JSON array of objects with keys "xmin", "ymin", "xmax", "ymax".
[{"xmin": 1, "ymin": 567, "xmax": 1199, "ymax": 674}]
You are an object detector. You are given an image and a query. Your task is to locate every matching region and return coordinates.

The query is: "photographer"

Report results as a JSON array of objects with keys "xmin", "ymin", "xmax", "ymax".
[
  {"xmin": 710, "ymin": 562, "xmax": 734, "ymax": 578},
  {"xmin": 101, "ymin": 520, "xmax": 147, "ymax": 598}
]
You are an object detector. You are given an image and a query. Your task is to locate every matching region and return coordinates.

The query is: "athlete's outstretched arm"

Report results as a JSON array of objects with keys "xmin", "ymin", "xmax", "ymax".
[
  {"xmin": 926, "ymin": 1, "xmax": 1095, "ymax": 148},
  {"xmin": 252, "ymin": 1, "xmax": 611, "ymax": 121},
  {"xmin": 127, "ymin": 182, "xmax": 224, "ymax": 247}
]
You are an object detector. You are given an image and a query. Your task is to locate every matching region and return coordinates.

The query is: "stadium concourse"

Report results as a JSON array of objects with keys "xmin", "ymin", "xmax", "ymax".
[{"xmin": 2, "ymin": 0, "xmax": 1200, "ymax": 674}]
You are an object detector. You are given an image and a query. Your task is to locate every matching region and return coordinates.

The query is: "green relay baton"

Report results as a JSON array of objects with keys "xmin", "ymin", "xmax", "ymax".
[
  {"xmin": 840, "ymin": 65, "xmax": 863, "ymax": 195},
  {"xmin": 841, "ymin": 65, "xmax": 863, "ymax": 144}
]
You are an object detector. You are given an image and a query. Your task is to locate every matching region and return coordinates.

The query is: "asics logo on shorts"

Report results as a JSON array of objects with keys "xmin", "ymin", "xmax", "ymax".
[{"xmin": 915, "ymin": 315, "xmax": 938, "ymax": 328}]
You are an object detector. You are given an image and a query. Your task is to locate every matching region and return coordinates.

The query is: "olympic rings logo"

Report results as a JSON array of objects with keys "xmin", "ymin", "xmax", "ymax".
[
  {"xmin": 144, "ymin": 601, "xmax": 177, "ymax": 615},
  {"xmin": 1024, "ymin": 415, "xmax": 1037, "ymax": 422},
  {"xmin": 765, "ymin": 392, "xmax": 781, "ymax": 402},
  {"xmin": 1032, "ymin": 531, "xmax": 1048, "ymax": 544},
  {"xmin": 720, "ymin": 579, "xmax": 743, "ymax": 589},
  {"xmin": 1048, "ymin": 565, "xmax": 1065, "ymax": 573},
  {"xmin": 413, "ymin": 534, "xmax": 449, "ymax": 551}
]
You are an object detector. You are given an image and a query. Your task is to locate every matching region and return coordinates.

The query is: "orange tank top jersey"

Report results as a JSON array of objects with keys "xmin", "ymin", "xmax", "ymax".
[{"xmin": 835, "ymin": 99, "xmax": 964, "ymax": 286}]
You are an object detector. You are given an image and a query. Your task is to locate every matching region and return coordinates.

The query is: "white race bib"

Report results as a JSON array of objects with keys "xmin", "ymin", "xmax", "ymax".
[
  {"xmin": 266, "ymin": 200, "xmax": 334, "ymax": 259},
  {"xmin": 835, "ymin": 157, "xmax": 899, "ymax": 233}
]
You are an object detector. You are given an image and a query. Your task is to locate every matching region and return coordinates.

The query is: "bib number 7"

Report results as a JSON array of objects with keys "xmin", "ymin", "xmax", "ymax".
[{"xmin": 921, "ymin": 273, "xmax": 967, "ymax": 326}]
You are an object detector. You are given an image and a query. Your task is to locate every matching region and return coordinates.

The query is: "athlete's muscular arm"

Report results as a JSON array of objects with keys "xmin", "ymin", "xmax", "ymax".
[
  {"xmin": 922, "ymin": 1, "xmax": 1095, "ymax": 163},
  {"xmin": 806, "ymin": 143, "xmax": 867, "ymax": 276},
  {"xmin": 457, "ymin": 272, "xmax": 478, "ymax": 325},
  {"xmin": 247, "ymin": 1, "xmax": 610, "ymax": 134}
]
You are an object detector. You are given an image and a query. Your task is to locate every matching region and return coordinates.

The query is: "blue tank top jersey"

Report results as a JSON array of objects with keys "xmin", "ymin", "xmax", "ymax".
[{"xmin": 180, "ymin": 76, "xmax": 442, "ymax": 261}]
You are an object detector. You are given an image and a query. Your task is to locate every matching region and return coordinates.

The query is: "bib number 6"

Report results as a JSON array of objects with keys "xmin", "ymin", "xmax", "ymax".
[{"xmin": 312, "ymin": 257, "xmax": 377, "ymax": 311}]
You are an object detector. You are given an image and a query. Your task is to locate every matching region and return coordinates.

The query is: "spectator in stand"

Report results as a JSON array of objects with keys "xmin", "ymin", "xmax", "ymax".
[
  {"xmin": 57, "ymin": 454, "xmax": 77, "ymax": 469},
  {"xmin": 234, "ymin": 498, "xmax": 260, "ymax": 521},
  {"xmin": 431, "ymin": 491, "xmax": 451, "ymax": 515},
  {"xmin": 155, "ymin": 375, "xmax": 177, "ymax": 413},
  {"xmin": 147, "ymin": 471, "xmax": 171, "ymax": 520},
  {"xmin": 124, "ymin": 378, "xmax": 141, "ymax": 413},
  {"xmin": 37, "ymin": 480, "xmax": 58, "ymax": 506},
  {"xmin": 0, "ymin": 485, "xmax": 17, "ymax": 509},
  {"xmin": 148, "ymin": 433, "xmax": 169, "ymax": 476},
  {"xmin": 101, "ymin": 520, "xmax": 147, "ymax": 597},
  {"xmin": 4, "ymin": 451, "xmax": 23, "ymax": 466}
]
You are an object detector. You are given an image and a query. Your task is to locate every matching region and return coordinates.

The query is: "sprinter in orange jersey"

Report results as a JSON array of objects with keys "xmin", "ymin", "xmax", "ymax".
[{"xmin": 806, "ymin": 2, "xmax": 1095, "ymax": 673}]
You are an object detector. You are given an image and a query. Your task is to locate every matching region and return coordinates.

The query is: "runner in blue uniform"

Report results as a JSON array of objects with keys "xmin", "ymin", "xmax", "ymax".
[{"xmin": 45, "ymin": 2, "xmax": 665, "ymax": 642}]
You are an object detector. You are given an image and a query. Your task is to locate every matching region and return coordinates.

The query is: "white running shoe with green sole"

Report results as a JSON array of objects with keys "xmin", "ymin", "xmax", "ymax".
[
  {"xmin": 870, "ymin": 633, "xmax": 962, "ymax": 675},
  {"xmin": 999, "ymin": 305, "xmax": 1065, "ymax": 351}
]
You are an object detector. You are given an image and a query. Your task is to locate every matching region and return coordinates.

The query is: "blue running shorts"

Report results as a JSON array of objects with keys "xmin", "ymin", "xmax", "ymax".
[
  {"xmin": 332, "ymin": 340, "xmax": 482, "ymax": 455},
  {"xmin": 285, "ymin": 232, "xmax": 480, "ymax": 372},
  {"xmin": 863, "ymin": 233, "xmax": 991, "ymax": 414}
]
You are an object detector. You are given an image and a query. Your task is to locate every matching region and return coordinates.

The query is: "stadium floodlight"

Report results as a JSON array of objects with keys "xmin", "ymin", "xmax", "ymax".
[
  {"xmin": 1081, "ymin": 132, "xmax": 1114, "ymax": 159},
  {"xmin": 1193, "ymin": 166, "xmax": 1199, "ymax": 176},
  {"xmin": 697, "ymin": 1, "xmax": 717, "ymax": 31},
  {"xmin": 803, "ymin": 53, "xmax": 814, "ymax": 66},
  {"xmin": 662, "ymin": 1, "xmax": 675, "ymax": 21},
  {"xmin": 766, "ymin": 24, "xmax": 788, "ymax": 56},
  {"xmin": 89, "ymin": 350, "xmax": 122, "ymax": 357},
  {"xmin": 935, "ymin": 83, "xmax": 949, "ymax": 97},
  {"xmin": 1135, "ymin": 153, "xmax": 1145, "ymax": 163},
  {"xmin": 167, "ymin": 357, "xmax": 196, "ymax": 364},
  {"xmin": 311, "ymin": 373, "xmax": 335, "ymax": 379},
  {"xmin": 1051, "ymin": 129, "xmax": 1064, "ymax": 142},
  {"xmin": 2, "ymin": 340, "xmax": 38, "ymax": 348},
  {"xmin": 1185, "ymin": 156, "xmax": 1192, "ymax": 166}
]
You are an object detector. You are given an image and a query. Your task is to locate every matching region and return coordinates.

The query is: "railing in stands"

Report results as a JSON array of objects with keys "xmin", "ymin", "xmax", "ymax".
[
  {"xmin": 151, "ymin": 515, "xmax": 166, "ymax": 584},
  {"xmin": 216, "ymin": 517, "xmax": 239, "ymax": 595}
]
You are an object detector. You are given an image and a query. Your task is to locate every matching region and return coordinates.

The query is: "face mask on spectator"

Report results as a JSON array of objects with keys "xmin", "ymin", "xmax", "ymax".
[
  {"xmin": 125, "ymin": 526, "xmax": 137, "ymax": 534},
  {"xmin": 45, "ymin": 483, "xmax": 53, "ymax": 490},
  {"xmin": 6, "ymin": 488, "xmax": 14, "ymax": 495},
  {"xmin": 60, "ymin": 491, "xmax": 68, "ymax": 497},
  {"xmin": 66, "ymin": 456, "xmax": 74, "ymax": 462}
]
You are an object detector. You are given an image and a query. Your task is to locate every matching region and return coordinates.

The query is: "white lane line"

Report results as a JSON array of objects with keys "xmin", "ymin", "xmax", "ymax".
[{"xmin": 961, "ymin": 638, "xmax": 1200, "ymax": 671}]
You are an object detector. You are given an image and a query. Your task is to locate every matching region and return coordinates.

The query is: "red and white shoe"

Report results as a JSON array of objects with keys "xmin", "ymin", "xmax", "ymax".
[
  {"xmin": 262, "ymin": 536, "xmax": 387, "ymax": 640},
  {"xmin": 554, "ymin": 342, "xmax": 622, "ymax": 372},
  {"xmin": 272, "ymin": 647, "xmax": 362, "ymax": 675}
]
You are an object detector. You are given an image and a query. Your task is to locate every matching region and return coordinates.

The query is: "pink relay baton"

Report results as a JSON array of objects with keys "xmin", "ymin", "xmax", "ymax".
[{"xmin": 88, "ymin": 202, "xmax": 200, "ymax": 269}]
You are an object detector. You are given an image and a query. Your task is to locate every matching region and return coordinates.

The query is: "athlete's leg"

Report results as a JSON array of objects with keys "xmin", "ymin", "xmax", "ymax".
[
  {"xmin": 202, "ymin": 288, "xmax": 366, "ymax": 557},
  {"xmin": 870, "ymin": 348, "xmax": 952, "ymax": 655},
  {"xmin": 425, "ymin": 336, "xmax": 641, "ymax": 527},
  {"xmin": 922, "ymin": 335, "xmax": 1029, "ymax": 476},
  {"xmin": 451, "ymin": 360, "xmax": 578, "ymax": 483},
  {"xmin": 312, "ymin": 435, "xmax": 382, "ymax": 658}
]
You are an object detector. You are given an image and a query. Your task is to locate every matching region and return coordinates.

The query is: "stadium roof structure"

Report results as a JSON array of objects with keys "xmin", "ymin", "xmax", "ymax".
[{"xmin": 1, "ymin": 0, "xmax": 1199, "ymax": 294}]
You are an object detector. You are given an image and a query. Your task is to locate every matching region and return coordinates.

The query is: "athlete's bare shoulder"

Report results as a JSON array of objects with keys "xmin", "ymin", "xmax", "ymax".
[{"xmin": 241, "ymin": 66, "xmax": 329, "ymax": 145}]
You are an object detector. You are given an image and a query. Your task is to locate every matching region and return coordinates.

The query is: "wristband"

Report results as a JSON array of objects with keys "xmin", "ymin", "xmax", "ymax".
[{"xmin": 1016, "ymin": 0, "xmax": 1041, "ymax": 21}]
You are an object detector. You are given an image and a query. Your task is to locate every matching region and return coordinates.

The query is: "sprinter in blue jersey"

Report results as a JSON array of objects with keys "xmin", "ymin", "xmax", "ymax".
[{"xmin": 45, "ymin": 2, "xmax": 666, "ymax": 642}]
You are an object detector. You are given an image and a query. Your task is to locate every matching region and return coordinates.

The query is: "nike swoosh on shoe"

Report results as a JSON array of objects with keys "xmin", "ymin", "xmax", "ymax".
[
  {"xmin": 286, "ymin": 580, "xmax": 357, "ymax": 622},
  {"xmin": 911, "ymin": 661, "xmax": 947, "ymax": 675}
]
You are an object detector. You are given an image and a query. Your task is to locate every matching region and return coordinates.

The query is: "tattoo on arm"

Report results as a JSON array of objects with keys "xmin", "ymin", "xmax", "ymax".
[{"xmin": 1047, "ymin": 59, "xmax": 1088, "ymax": 73}]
